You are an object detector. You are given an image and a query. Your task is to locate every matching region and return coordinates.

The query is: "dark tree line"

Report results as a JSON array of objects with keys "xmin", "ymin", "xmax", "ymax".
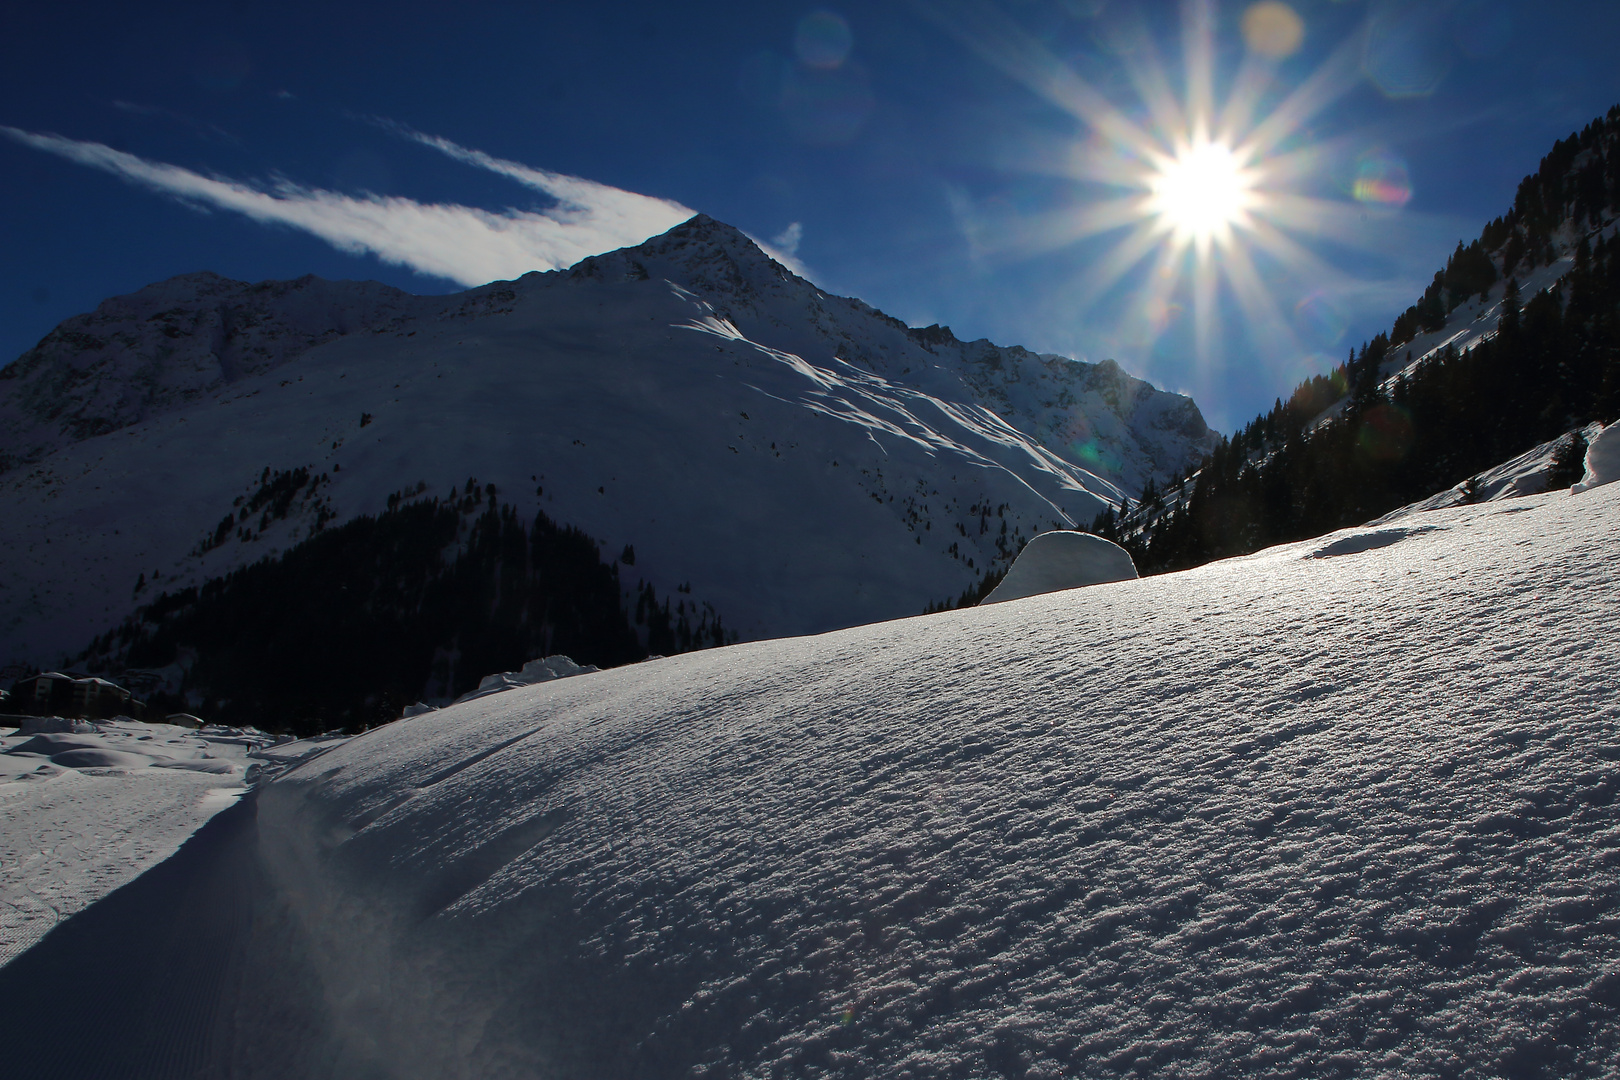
[
  {"xmin": 78, "ymin": 481, "xmax": 732, "ymax": 735},
  {"xmin": 1095, "ymin": 105, "xmax": 1620, "ymax": 576}
]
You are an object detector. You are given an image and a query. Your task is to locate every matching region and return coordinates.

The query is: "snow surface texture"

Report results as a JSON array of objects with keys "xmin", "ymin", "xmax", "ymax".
[
  {"xmin": 981, "ymin": 530, "xmax": 1137, "ymax": 604},
  {"xmin": 198, "ymin": 481, "xmax": 1620, "ymax": 1079},
  {"xmin": 1574, "ymin": 421, "xmax": 1620, "ymax": 494},
  {"xmin": 0, "ymin": 215, "xmax": 1215, "ymax": 667}
]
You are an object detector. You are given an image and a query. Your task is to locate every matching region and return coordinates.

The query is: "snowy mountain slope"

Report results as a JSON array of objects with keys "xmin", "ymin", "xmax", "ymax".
[
  {"xmin": 29, "ymin": 475, "xmax": 1611, "ymax": 1078},
  {"xmin": 0, "ymin": 216, "xmax": 1215, "ymax": 668},
  {"xmin": 0, "ymin": 271, "xmax": 419, "ymax": 473},
  {"xmin": 1369, "ymin": 421, "xmax": 1604, "ymax": 523},
  {"xmin": 1314, "ymin": 211, "xmax": 1620, "ymax": 432}
]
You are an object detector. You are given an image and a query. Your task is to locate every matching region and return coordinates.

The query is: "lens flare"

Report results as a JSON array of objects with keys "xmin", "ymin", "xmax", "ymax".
[
  {"xmin": 1242, "ymin": 2, "xmax": 1305, "ymax": 59},
  {"xmin": 1363, "ymin": 1, "xmax": 1452, "ymax": 99},
  {"xmin": 1350, "ymin": 149, "xmax": 1412, "ymax": 207},
  {"xmin": 1294, "ymin": 292, "xmax": 1348, "ymax": 346},
  {"xmin": 1358, "ymin": 402, "xmax": 1414, "ymax": 461},
  {"xmin": 795, "ymin": 11, "xmax": 854, "ymax": 70}
]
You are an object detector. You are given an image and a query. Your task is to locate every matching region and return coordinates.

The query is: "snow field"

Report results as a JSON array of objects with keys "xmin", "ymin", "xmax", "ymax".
[
  {"xmin": 246, "ymin": 480, "xmax": 1620, "ymax": 1079},
  {"xmin": 0, "ymin": 721, "xmax": 336, "ymax": 967}
]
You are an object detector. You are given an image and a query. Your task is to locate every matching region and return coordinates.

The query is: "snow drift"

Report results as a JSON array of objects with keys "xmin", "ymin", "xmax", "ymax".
[
  {"xmin": 451, "ymin": 654, "xmax": 601, "ymax": 705},
  {"xmin": 981, "ymin": 530, "xmax": 1137, "ymax": 604},
  {"xmin": 1574, "ymin": 421, "xmax": 1620, "ymax": 493},
  {"xmin": 136, "ymin": 478, "xmax": 1620, "ymax": 1080}
]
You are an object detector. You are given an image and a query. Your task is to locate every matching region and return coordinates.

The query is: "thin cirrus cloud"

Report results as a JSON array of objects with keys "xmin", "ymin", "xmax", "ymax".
[
  {"xmin": 0, "ymin": 124, "xmax": 697, "ymax": 287},
  {"xmin": 376, "ymin": 120, "xmax": 816, "ymax": 281}
]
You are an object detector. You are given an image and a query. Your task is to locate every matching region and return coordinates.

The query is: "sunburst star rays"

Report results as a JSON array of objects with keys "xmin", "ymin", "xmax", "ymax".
[{"xmin": 914, "ymin": 0, "xmax": 1449, "ymax": 390}]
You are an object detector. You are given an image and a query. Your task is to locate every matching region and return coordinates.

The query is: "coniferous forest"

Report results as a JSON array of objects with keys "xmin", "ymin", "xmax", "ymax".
[
  {"xmin": 1094, "ymin": 105, "xmax": 1620, "ymax": 575},
  {"xmin": 78, "ymin": 481, "xmax": 732, "ymax": 736}
]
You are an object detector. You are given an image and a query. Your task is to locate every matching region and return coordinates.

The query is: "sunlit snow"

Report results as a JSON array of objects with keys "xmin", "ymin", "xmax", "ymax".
[
  {"xmin": 6, "ymin": 480, "xmax": 1613, "ymax": 1077},
  {"xmin": 981, "ymin": 530, "xmax": 1137, "ymax": 604}
]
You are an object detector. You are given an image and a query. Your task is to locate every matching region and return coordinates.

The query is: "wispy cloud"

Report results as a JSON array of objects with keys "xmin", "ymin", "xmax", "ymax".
[
  {"xmin": 770, "ymin": 221, "xmax": 804, "ymax": 257},
  {"xmin": 1, "ymin": 125, "xmax": 695, "ymax": 287},
  {"xmin": 378, "ymin": 120, "xmax": 819, "ymax": 282}
]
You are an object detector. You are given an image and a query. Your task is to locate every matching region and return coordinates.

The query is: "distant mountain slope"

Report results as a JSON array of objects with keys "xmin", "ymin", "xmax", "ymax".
[
  {"xmin": 0, "ymin": 215, "xmax": 1215, "ymax": 668},
  {"xmin": 0, "ymin": 272, "xmax": 419, "ymax": 472}
]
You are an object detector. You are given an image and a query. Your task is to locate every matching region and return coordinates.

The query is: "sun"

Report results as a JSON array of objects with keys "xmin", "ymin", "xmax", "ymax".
[
  {"xmin": 1146, "ymin": 140, "xmax": 1257, "ymax": 250},
  {"xmin": 916, "ymin": 0, "xmax": 1393, "ymax": 375}
]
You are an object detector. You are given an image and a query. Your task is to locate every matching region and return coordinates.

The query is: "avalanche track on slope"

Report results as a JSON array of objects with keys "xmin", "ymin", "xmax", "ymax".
[{"xmin": 8, "ymin": 480, "xmax": 1614, "ymax": 1078}]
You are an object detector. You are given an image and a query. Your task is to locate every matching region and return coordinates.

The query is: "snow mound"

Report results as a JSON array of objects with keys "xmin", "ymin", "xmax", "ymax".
[
  {"xmin": 981, "ymin": 529, "xmax": 1137, "ymax": 604},
  {"xmin": 47, "ymin": 747, "xmax": 154, "ymax": 770},
  {"xmin": 7, "ymin": 732, "xmax": 107, "ymax": 755},
  {"xmin": 1573, "ymin": 421, "xmax": 1620, "ymax": 493},
  {"xmin": 14, "ymin": 715, "xmax": 98, "ymax": 735},
  {"xmin": 233, "ymin": 486, "xmax": 1620, "ymax": 1078},
  {"xmin": 452, "ymin": 655, "xmax": 600, "ymax": 704}
]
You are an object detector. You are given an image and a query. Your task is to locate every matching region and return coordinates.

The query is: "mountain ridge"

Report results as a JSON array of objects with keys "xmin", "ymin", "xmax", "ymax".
[
  {"xmin": 0, "ymin": 215, "xmax": 1215, "ymax": 669},
  {"xmin": 0, "ymin": 215, "xmax": 1211, "ymax": 488}
]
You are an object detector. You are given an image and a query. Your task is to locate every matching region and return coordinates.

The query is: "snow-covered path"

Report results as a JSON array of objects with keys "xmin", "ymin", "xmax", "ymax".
[
  {"xmin": 0, "ymin": 721, "xmax": 270, "ymax": 965},
  {"xmin": 0, "ymin": 794, "xmax": 266, "ymax": 1079},
  {"xmin": 5, "ymin": 484, "xmax": 1620, "ymax": 1078}
]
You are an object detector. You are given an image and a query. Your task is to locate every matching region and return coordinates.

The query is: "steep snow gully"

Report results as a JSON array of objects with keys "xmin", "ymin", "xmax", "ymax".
[{"xmin": 5, "ymin": 483, "xmax": 1620, "ymax": 1078}]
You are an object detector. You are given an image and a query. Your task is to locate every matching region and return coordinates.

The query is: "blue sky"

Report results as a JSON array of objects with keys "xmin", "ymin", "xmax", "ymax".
[{"xmin": 3, "ymin": 1, "xmax": 1619, "ymax": 432}]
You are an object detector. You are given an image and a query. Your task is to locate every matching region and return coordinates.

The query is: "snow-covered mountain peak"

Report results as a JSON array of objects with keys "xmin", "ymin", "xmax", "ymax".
[
  {"xmin": 564, "ymin": 213, "xmax": 800, "ymax": 308},
  {"xmin": 0, "ymin": 215, "xmax": 1217, "ymax": 667}
]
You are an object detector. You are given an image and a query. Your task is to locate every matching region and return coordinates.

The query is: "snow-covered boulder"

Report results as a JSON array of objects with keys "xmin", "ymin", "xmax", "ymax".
[
  {"xmin": 981, "ymin": 530, "xmax": 1137, "ymax": 604},
  {"xmin": 14, "ymin": 715, "xmax": 96, "ymax": 735},
  {"xmin": 1573, "ymin": 421, "xmax": 1620, "ymax": 493},
  {"xmin": 452, "ymin": 655, "xmax": 601, "ymax": 705}
]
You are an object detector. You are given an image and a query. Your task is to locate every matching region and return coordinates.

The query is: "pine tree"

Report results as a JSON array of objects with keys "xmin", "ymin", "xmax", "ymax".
[
  {"xmin": 1547, "ymin": 430, "xmax": 1589, "ymax": 490},
  {"xmin": 1500, "ymin": 277, "xmax": 1522, "ymax": 336}
]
